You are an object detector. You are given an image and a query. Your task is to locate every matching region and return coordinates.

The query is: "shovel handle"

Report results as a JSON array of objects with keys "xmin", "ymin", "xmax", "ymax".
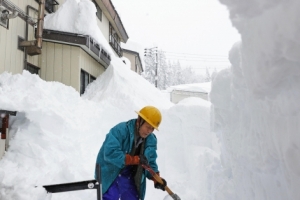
[{"xmin": 141, "ymin": 164, "xmax": 175, "ymax": 196}]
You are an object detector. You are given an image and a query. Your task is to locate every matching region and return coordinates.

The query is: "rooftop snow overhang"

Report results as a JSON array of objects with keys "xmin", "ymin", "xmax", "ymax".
[
  {"xmin": 96, "ymin": 0, "xmax": 129, "ymax": 43},
  {"xmin": 42, "ymin": 29, "xmax": 111, "ymax": 68}
]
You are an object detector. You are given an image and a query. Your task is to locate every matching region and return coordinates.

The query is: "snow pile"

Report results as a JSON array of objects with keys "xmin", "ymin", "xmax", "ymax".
[
  {"xmin": 169, "ymin": 82, "xmax": 211, "ymax": 93},
  {"xmin": 82, "ymin": 59, "xmax": 173, "ymax": 112},
  {"xmin": 44, "ymin": 0, "xmax": 113, "ymax": 55},
  {"xmin": 210, "ymin": 0, "xmax": 300, "ymax": 199},
  {"xmin": 0, "ymin": 61, "xmax": 214, "ymax": 200}
]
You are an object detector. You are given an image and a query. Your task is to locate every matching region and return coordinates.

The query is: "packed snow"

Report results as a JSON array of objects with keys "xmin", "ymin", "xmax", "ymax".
[
  {"xmin": 0, "ymin": 65, "xmax": 214, "ymax": 200},
  {"xmin": 1, "ymin": 0, "xmax": 300, "ymax": 199},
  {"xmin": 168, "ymin": 82, "xmax": 211, "ymax": 94}
]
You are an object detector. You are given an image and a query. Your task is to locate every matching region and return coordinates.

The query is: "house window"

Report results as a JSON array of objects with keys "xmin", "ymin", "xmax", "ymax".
[
  {"xmin": 80, "ymin": 70, "xmax": 96, "ymax": 95},
  {"xmin": 0, "ymin": 9, "xmax": 9, "ymax": 29},
  {"xmin": 93, "ymin": 1, "xmax": 102, "ymax": 21},
  {"xmin": 26, "ymin": 63, "xmax": 40, "ymax": 75},
  {"xmin": 109, "ymin": 24, "xmax": 123, "ymax": 57},
  {"xmin": 35, "ymin": 0, "xmax": 59, "ymax": 13}
]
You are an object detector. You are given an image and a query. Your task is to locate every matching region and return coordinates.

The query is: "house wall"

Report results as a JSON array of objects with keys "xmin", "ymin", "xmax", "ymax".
[
  {"xmin": 0, "ymin": 0, "xmax": 40, "ymax": 74},
  {"xmin": 97, "ymin": 12, "xmax": 110, "ymax": 42},
  {"xmin": 123, "ymin": 51, "xmax": 143, "ymax": 75},
  {"xmin": 123, "ymin": 51, "xmax": 136, "ymax": 72},
  {"xmin": 171, "ymin": 90, "xmax": 208, "ymax": 103},
  {"xmin": 0, "ymin": 140, "xmax": 5, "ymax": 159},
  {"xmin": 40, "ymin": 41, "xmax": 105, "ymax": 92}
]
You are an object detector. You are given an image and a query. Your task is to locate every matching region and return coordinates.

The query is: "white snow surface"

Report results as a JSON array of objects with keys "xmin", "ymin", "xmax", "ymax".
[
  {"xmin": 1, "ymin": 0, "xmax": 300, "ymax": 199},
  {"xmin": 169, "ymin": 82, "xmax": 212, "ymax": 94},
  {"xmin": 210, "ymin": 0, "xmax": 300, "ymax": 199},
  {"xmin": 0, "ymin": 65, "xmax": 213, "ymax": 200}
]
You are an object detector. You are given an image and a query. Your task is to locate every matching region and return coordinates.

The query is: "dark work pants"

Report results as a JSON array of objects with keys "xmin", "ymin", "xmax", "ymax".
[{"xmin": 103, "ymin": 166, "xmax": 139, "ymax": 200}]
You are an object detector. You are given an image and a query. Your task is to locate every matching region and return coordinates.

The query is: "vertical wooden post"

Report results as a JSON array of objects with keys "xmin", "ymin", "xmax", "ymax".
[{"xmin": 1, "ymin": 115, "xmax": 8, "ymax": 139}]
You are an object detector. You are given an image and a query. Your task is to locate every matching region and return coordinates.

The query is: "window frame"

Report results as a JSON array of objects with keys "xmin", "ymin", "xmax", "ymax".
[
  {"xmin": 93, "ymin": 0, "xmax": 102, "ymax": 21},
  {"xmin": 80, "ymin": 69, "xmax": 96, "ymax": 95},
  {"xmin": 0, "ymin": 10, "xmax": 9, "ymax": 29},
  {"xmin": 109, "ymin": 23, "xmax": 123, "ymax": 57},
  {"xmin": 35, "ymin": 0, "xmax": 59, "ymax": 13}
]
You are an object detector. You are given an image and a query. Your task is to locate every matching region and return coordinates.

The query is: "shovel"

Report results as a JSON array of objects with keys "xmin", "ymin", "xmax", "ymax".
[{"xmin": 142, "ymin": 164, "xmax": 181, "ymax": 200}]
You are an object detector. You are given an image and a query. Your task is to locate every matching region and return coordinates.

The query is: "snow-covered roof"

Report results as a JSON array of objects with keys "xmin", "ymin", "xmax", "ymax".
[{"xmin": 169, "ymin": 82, "xmax": 211, "ymax": 93}]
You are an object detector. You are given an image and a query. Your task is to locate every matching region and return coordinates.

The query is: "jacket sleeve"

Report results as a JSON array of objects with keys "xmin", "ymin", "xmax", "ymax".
[
  {"xmin": 144, "ymin": 133, "xmax": 159, "ymax": 179},
  {"xmin": 102, "ymin": 124, "xmax": 128, "ymax": 169}
]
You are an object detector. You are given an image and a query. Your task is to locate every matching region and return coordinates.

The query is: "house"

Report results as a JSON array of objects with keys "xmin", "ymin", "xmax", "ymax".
[
  {"xmin": 0, "ymin": 0, "xmax": 128, "ymax": 95},
  {"xmin": 0, "ymin": 0, "xmax": 128, "ymax": 158},
  {"xmin": 121, "ymin": 40, "xmax": 144, "ymax": 75},
  {"xmin": 168, "ymin": 82, "xmax": 212, "ymax": 103}
]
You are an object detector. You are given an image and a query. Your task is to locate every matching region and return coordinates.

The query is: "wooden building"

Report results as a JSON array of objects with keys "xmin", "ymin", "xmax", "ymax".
[
  {"xmin": 0, "ymin": 0, "xmax": 128, "ymax": 94},
  {"xmin": 0, "ymin": 0, "xmax": 128, "ymax": 158}
]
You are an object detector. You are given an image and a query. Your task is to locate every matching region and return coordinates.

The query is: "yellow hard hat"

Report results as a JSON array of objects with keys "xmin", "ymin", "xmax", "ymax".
[{"xmin": 135, "ymin": 106, "xmax": 162, "ymax": 130}]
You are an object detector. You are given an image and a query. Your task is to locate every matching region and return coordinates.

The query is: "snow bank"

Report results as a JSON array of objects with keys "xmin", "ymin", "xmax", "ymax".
[
  {"xmin": 0, "ymin": 60, "xmax": 215, "ymax": 200},
  {"xmin": 210, "ymin": 0, "xmax": 300, "ymax": 199},
  {"xmin": 169, "ymin": 82, "xmax": 212, "ymax": 93}
]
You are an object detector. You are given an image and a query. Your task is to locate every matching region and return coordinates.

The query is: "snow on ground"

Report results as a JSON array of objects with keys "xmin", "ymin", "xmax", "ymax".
[
  {"xmin": 1, "ymin": 0, "xmax": 300, "ymax": 199},
  {"xmin": 168, "ymin": 82, "xmax": 211, "ymax": 94},
  {"xmin": 0, "ymin": 61, "xmax": 215, "ymax": 200}
]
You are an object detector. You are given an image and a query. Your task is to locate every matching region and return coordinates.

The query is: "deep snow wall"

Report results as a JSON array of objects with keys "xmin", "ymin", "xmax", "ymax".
[{"xmin": 210, "ymin": 0, "xmax": 300, "ymax": 199}]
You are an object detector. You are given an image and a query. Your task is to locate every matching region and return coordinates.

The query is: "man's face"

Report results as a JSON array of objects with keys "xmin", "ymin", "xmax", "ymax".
[{"xmin": 138, "ymin": 121, "xmax": 154, "ymax": 138}]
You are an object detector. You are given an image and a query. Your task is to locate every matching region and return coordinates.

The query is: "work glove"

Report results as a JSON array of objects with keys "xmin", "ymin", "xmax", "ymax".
[
  {"xmin": 154, "ymin": 177, "xmax": 167, "ymax": 191},
  {"xmin": 125, "ymin": 154, "xmax": 148, "ymax": 165},
  {"xmin": 139, "ymin": 155, "xmax": 149, "ymax": 165}
]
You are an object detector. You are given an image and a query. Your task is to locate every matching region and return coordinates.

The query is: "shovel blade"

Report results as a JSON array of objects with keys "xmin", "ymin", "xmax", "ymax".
[{"xmin": 171, "ymin": 193, "xmax": 181, "ymax": 200}]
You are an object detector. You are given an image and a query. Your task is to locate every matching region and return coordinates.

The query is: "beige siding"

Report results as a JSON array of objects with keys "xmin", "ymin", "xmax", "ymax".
[
  {"xmin": 80, "ymin": 48, "xmax": 105, "ymax": 79},
  {"xmin": 0, "ymin": 0, "xmax": 40, "ymax": 74},
  {"xmin": 97, "ymin": 14, "xmax": 110, "ymax": 42},
  {"xmin": 40, "ymin": 42, "xmax": 47, "ymax": 79},
  {"xmin": 62, "ymin": 45, "xmax": 71, "ymax": 86},
  {"xmin": 40, "ymin": 42, "xmax": 80, "ymax": 91},
  {"xmin": 0, "ymin": 25, "xmax": 7, "ymax": 72},
  {"xmin": 53, "ymin": 43, "xmax": 63, "ymax": 82},
  {"xmin": 70, "ymin": 46, "xmax": 80, "ymax": 91},
  {"xmin": 15, "ymin": 11, "xmax": 25, "ymax": 73},
  {"xmin": 123, "ymin": 52, "xmax": 136, "ymax": 72},
  {"xmin": 40, "ymin": 42, "xmax": 105, "ymax": 92},
  {"xmin": 45, "ymin": 42, "xmax": 55, "ymax": 81}
]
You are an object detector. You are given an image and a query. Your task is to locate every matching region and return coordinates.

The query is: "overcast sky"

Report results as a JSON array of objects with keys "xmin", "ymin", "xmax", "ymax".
[{"xmin": 111, "ymin": 0, "xmax": 241, "ymax": 74}]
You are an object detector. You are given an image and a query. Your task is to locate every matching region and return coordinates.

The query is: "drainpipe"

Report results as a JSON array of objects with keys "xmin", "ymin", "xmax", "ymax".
[
  {"xmin": 36, "ymin": 0, "xmax": 45, "ymax": 49},
  {"xmin": 19, "ymin": 0, "xmax": 45, "ymax": 56}
]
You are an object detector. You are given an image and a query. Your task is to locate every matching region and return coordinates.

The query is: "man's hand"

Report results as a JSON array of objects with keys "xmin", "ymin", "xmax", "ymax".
[
  {"xmin": 125, "ymin": 154, "xmax": 148, "ymax": 165},
  {"xmin": 139, "ymin": 155, "xmax": 148, "ymax": 165},
  {"xmin": 154, "ymin": 178, "xmax": 167, "ymax": 191}
]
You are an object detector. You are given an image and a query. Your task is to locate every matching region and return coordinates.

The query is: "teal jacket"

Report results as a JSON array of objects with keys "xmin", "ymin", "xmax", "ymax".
[{"xmin": 95, "ymin": 119, "xmax": 159, "ymax": 200}]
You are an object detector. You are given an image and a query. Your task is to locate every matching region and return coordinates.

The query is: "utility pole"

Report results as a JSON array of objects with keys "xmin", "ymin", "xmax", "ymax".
[{"xmin": 144, "ymin": 47, "xmax": 158, "ymax": 87}]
